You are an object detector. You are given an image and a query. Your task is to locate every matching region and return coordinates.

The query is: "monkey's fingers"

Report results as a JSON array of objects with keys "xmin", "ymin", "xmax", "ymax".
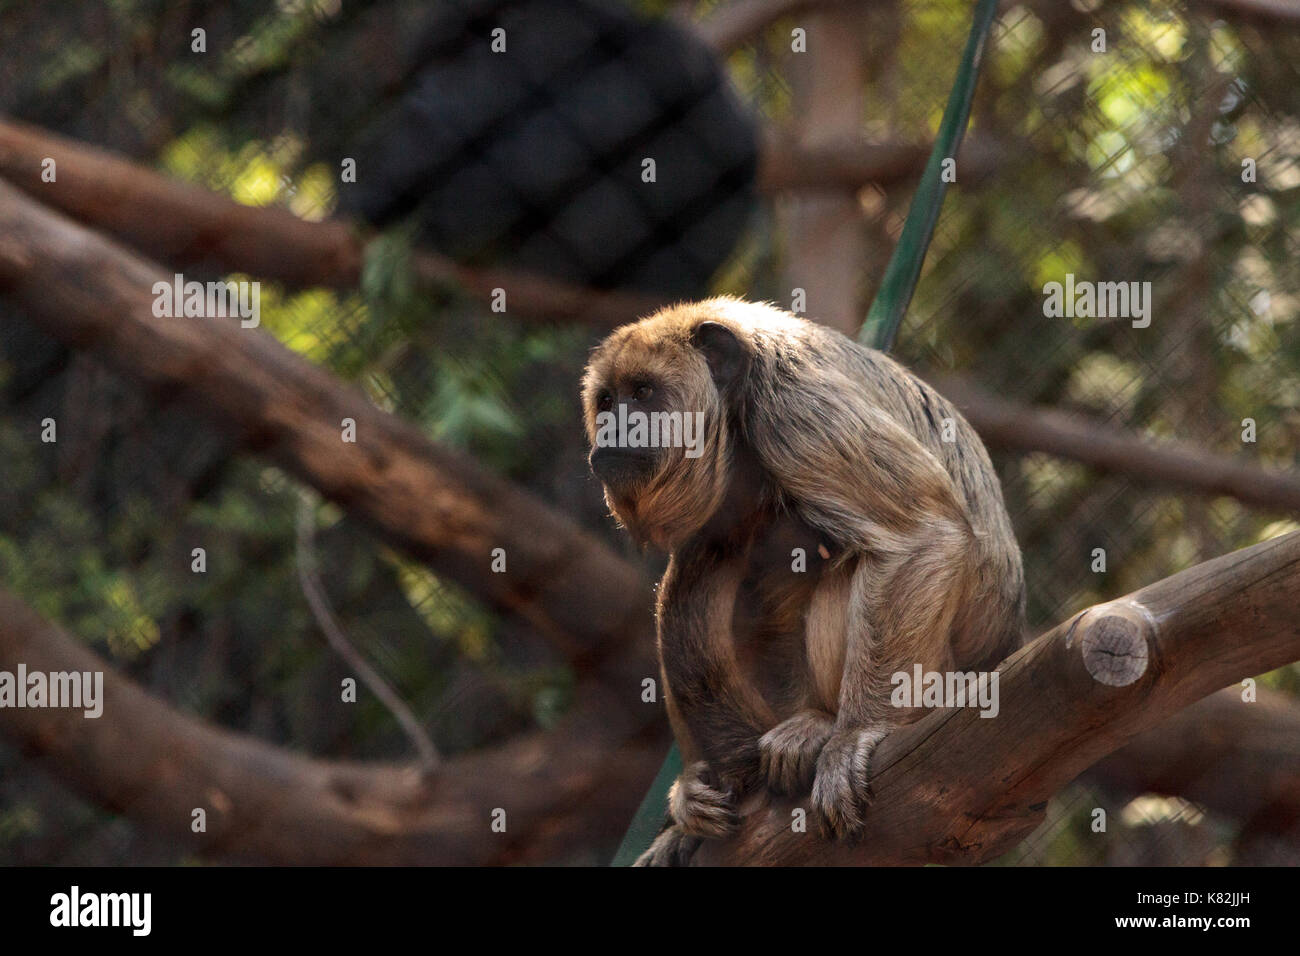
[
  {"xmin": 669, "ymin": 763, "xmax": 740, "ymax": 839},
  {"xmin": 810, "ymin": 725, "xmax": 887, "ymax": 841},
  {"xmin": 759, "ymin": 709, "xmax": 835, "ymax": 795}
]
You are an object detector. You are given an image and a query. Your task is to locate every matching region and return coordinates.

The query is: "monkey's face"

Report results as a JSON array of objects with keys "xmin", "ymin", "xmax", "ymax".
[{"xmin": 582, "ymin": 308, "xmax": 748, "ymax": 550}]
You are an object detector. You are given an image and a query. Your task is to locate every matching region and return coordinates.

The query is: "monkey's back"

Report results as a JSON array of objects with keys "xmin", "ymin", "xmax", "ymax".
[
  {"xmin": 828, "ymin": 335, "xmax": 1027, "ymax": 658},
  {"xmin": 702, "ymin": 299, "xmax": 1028, "ymax": 659}
]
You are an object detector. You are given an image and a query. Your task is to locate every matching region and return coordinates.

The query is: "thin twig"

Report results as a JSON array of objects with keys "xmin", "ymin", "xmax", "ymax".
[{"xmin": 295, "ymin": 491, "xmax": 439, "ymax": 773}]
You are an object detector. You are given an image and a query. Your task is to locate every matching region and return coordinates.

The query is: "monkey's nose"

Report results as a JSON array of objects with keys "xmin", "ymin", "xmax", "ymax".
[{"xmin": 590, "ymin": 446, "xmax": 653, "ymax": 487}]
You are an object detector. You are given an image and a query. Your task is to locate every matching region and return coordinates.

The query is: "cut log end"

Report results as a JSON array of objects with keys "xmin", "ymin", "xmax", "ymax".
[{"xmin": 1081, "ymin": 612, "xmax": 1150, "ymax": 687}]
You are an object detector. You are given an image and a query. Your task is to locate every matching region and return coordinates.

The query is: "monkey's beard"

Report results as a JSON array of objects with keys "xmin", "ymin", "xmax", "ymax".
[
  {"xmin": 605, "ymin": 449, "xmax": 729, "ymax": 552},
  {"xmin": 612, "ymin": 498, "xmax": 695, "ymax": 552},
  {"xmin": 603, "ymin": 478, "xmax": 670, "ymax": 550},
  {"xmin": 606, "ymin": 494, "xmax": 659, "ymax": 550}
]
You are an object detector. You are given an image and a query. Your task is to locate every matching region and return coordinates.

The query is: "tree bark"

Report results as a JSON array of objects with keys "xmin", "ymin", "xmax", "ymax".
[
  {"xmin": 0, "ymin": 591, "xmax": 664, "ymax": 865},
  {"xmin": 0, "ymin": 177, "xmax": 654, "ymax": 672}
]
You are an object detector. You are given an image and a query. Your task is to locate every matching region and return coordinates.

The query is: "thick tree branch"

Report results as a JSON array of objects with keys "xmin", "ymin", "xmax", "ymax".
[
  {"xmin": 0, "ymin": 177, "xmax": 654, "ymax": 671},
  {"xmin": 0, "ymin": 590, "xmax": 664, "ymax": 865},
  {"xmin": 928, "ymin": 373, "xmax": 1300, "ymax": 515},
  {"xmin": 695, "ymin": 530, "xmax": 1300, "ymax": 864},
  {"xmin": 0, "ymin": 119, "xmax": 661, "ymax": 329},
  {"xmin": 0, "ymin": 120, "xmax": 978, "ymax": 316}
]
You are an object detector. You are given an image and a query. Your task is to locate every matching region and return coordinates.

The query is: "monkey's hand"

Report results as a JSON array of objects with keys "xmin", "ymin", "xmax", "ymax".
[
  {"xmin": 669, "ymin": 760, "xmax": 740, "ymax": 838},
  {"xmin": 758, "ymin": 709, "xmax": 835, "ymax": 795},
  {"xmin": 810, "ymin": 724, "xmax": 890, "ymax": 840},
  {"xmin": 633, "ymin": 825, "xmax": 701, "ymax": 867}
]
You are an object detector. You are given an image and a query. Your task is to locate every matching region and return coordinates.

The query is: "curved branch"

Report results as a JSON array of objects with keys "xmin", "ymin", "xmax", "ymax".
[
  {"xmin": 0, "ymin": 591, "xmax": 663, "ymax": 865},
  {"xmin": 0, "ymin": 119, "xmax": 661, "ymax": 329},
  {"xmin": 695, "ymin": 530, "xmax": 1300, "ymax": 865},
  {"xmin": 0, "ymin": 177, "xmax": 654, "ymax": 670},
  {"xmin": 928, "ymin": 373, "xmax": 1300, "ymax": 515}
]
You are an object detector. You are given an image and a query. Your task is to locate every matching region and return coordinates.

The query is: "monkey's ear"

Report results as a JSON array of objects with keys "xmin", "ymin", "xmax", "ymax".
[{"xmin": 690, "ymin": 321, "xmax": 748, "ymax": 389}]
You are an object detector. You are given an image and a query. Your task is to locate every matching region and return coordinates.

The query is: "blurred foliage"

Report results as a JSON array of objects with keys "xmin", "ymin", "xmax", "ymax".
[{"xmin": 0, "ymin": 0, "xmax": 1298, "ymax": 865}]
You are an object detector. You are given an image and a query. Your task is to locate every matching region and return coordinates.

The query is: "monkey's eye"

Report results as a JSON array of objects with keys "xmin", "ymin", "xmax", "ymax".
[
  {"xmin": 597, "ymin": 391, "xmax": 613, "ymax": 412},
  {"xmin": 633, "ymin": 384, "xmax": 654, "ymax": 402}
]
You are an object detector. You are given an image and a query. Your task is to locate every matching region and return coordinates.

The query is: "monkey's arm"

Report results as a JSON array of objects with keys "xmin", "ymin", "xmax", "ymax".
[
  {"xmin": 810, "ymin": 539, "xmax": 972, "ymax": 837},
  {"xmin": 657, "ymin": 549, "xmax": 776, "ymax": 835},
  {"xmin": 747, "ymin": 367, "xmax": 973, "ymax": 555}
]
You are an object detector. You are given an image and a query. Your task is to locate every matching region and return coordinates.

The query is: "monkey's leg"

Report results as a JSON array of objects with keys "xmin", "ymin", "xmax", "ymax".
[
  {"xmin": 659, "ymin": 550, "xmax": 774, "ymax": 818},
  {"xmin": 812, "ymin": 530, "xmax": 970, "ymax": 839},
  {"xmin": 662, "ymin": 675, "xmax": 746, "ymax": 840}
]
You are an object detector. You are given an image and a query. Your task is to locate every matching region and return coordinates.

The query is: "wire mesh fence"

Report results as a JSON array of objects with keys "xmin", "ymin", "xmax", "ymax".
[{"xmin": 0, "ymin": 0, "xmax": 1298, "ymax": 865}]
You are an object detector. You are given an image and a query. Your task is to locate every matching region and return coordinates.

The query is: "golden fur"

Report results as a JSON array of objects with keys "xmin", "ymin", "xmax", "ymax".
[{"xmin": 582, "ymin": 298, "xmax": 1025, "ymax": 865}]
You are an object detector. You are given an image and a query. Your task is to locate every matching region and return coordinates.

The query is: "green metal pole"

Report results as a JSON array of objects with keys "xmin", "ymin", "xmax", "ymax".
[{"xmin": 860, "ymin": 0, "xmax": 1000, "ymax": 352}]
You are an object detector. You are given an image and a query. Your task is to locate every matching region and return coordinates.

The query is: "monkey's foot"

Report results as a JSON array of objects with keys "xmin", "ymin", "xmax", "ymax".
[
  {"xmin": 810, "ymin": 724, "xmax": 889, "ymax": 840},
  {"xmin": 633, "ymin": 826, "xmax": 701, "ymax": 867},
  {"xmin": 669, "ymin": 761, "xmax": 739, "ymax": 838},
  {"xmin": 759, "ymin": 709, "xmax": 835, "ymax": 795}
]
